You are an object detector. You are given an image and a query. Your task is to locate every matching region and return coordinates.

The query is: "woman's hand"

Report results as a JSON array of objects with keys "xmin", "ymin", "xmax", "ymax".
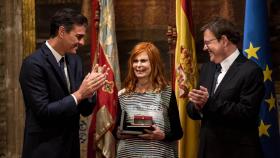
[{"xmin": 138, "ymin": 125, "xmax": 165, "ymax": 140}]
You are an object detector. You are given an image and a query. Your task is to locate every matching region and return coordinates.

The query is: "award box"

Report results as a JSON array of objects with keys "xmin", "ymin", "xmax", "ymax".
[{"xmin": 119, "ymin": 111, "xmax": 153, "ymax": 135}]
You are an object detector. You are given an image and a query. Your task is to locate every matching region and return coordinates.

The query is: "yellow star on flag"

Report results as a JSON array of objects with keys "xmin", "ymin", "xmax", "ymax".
[
  {"xmin": 244, "ymin": 42, "xmax": 260, "ymax": 59},
  {"xmin": 265, "ymin": 93, "xmax": 276, "ymax": 111},
  {"xmin": 263, "ymin": 65, "xmax": 272, "ymax": 82},
  {"xmin": 259, "ymin": 120, "xmax": 271, "ymax": 137}
]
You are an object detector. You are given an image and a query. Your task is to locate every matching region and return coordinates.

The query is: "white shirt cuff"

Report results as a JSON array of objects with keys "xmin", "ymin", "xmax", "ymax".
[{"xmin": 71, "ymin": 94, "xmax": 78, "ymax": 105}]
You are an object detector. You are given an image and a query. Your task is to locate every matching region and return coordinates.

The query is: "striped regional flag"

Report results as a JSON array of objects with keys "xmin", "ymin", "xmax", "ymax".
[
  {"xmin": 175, "ymin": 0, "xmax": 200, "ymax": 158},
  {"xmin": 87, "ymin": 0, "xmax": 121, "ymax": 158}
]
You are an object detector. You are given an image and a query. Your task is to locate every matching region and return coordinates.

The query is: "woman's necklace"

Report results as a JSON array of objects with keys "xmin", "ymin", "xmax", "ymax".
[{"xmin": 135, "ymin": 81, "xmax": 153, "ymax": 93}]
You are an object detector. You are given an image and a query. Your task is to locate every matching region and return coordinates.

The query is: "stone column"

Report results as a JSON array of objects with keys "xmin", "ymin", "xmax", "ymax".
[
  {"xmin": 2, "ymin": 0, "xmax": 24, "ymax": 157},
  {"xmin": 0, "ymin": 1, "xmax": 6, "ymax": 156},
  {"xmin": 0, "ymin": 0, "xmax": 35, "ymax": 157}
]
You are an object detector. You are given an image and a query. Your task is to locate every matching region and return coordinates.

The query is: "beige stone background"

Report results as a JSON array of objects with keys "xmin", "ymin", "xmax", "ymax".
[{"xmin": 0, "ymin": 0, "xmax": 280, "ymax": 157}]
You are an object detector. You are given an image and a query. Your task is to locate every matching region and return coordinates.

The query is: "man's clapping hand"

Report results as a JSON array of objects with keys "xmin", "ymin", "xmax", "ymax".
[{"xmin": 73, "ymin": 64, "xmax": 109, "ymax": 103}]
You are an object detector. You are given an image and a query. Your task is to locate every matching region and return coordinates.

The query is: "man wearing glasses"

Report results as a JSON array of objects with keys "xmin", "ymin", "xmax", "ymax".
[{"xmin": 187, "ymin": 17, "xmax": 264, "ymax": 158}]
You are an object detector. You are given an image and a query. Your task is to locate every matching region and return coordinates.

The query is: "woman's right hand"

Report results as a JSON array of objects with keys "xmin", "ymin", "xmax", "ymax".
[{"xmin": 138, "ymin": 125, "xmax": 165, "ymax": 140}]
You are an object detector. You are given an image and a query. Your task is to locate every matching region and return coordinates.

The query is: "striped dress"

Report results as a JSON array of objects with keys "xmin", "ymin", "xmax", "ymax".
[{"xmin": 116, "ymin": 86, "xmax": 178, "ymax": 158}]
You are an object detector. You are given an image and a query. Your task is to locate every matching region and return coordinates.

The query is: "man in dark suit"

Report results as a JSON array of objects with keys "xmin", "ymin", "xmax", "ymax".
[
  {"xmin": 19, "ymin": 8, "xmax": 107, "ymax": 158},
  {"xmin": 187, "ymin": 17, "xmax": 265, "ymax": 158}
]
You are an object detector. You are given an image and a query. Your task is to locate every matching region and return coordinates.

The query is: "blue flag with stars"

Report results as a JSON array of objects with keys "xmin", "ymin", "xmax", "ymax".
[{"xmin": 243, "ymin": 0, "xmax": 280, "ymax": 157}]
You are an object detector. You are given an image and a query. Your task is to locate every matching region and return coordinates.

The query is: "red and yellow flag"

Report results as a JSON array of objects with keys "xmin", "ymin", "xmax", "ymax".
[
  {"xmin": 87, "ymin": 0, "xmax": 120, "ymax": 158},
  {"xmin": 175, "ymin": 0, "xmax": 200, "ymax": 158}
]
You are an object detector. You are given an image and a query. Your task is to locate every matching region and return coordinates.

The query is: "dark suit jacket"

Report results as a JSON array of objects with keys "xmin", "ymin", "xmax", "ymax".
[
  {"xmin": 19, "ymin": 44, "xmax": 94, "ymax": 158},
  {"xmin": 187, "ymin": 54, "xmax": 264, "ymax": 158}
]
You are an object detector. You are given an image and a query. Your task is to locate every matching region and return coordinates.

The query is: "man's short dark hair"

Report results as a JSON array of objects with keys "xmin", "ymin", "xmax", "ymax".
[
  {"xmin": 201, "ymin": 17, "xmax": 240, "ymax": 45},
  {"xmin": 50, "ymin": 8, "xmax": 88, "ymax": 37}
]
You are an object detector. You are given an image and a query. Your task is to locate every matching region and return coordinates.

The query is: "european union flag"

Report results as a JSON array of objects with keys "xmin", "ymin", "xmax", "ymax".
[{"xmin": 243, "ymin": 0, "xmax": 280, "ymax": 157}]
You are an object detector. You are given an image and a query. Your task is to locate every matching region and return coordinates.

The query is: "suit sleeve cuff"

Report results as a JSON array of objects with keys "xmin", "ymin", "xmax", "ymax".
[{"xmin": 71, "ymin": 94, "xmax": 78, "ymax": 105}]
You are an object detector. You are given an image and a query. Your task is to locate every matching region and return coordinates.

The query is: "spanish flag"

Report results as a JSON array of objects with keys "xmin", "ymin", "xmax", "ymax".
[
  {"xmin": 87, "ymin": 0, "xmax": 121, "ymax": 157},
  {"xmin": 175, "ymin": 0, "xmax": 200, "ymax": 158}
]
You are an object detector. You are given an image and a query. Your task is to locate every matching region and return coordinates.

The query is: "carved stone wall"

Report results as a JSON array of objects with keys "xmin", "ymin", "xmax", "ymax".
[
  {"xmin": 115, "ymin": 0, "xmax": 171, "ymax": 81},
  {"xmin": 269, "ymin": 0, "xmax": 280, "ymax": 127},
  {"xmin": 269, "ymin": 0, "xmax": 280, "ymax": 81},
  {"xmin": 36, "ymin": 0, "xmax": 80, "ymax": 5},
  {"xmin": 192, "ymin": 0, "xmax": 245, "ymax": 63}
]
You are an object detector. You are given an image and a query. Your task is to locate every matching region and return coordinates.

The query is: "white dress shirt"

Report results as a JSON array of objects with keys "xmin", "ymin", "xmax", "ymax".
[
  {"xmin": 214, "ymin": 49, "xmax": 240, "ymax": 92},
  {"xmin": 45, "ymin": 41, "xmax": 78, "ymax": 105}
]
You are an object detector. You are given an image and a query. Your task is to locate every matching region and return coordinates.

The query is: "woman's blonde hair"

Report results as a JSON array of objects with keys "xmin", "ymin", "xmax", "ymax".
[{"xmin": 124, "ymin": 42, "xmax": 168, "ymax": 93}]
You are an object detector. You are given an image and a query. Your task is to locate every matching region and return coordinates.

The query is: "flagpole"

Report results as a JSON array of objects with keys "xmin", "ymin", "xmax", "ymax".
[{"xmin": 92, "ymin": 0, "xmax": 100, "ymax": 70}]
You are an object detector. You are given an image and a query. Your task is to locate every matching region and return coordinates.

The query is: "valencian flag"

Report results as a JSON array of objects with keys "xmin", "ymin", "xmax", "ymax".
[
  {"xmin": 175, "ymin": 0, "xmax": 200, "ymax": 157},
  {"xmin": 87, "ymin": 0, "xmax": 121, "ymax": 158},
  {"xmin": 243, "ymin": 0, "xmax": 280, "ymax": 158}
]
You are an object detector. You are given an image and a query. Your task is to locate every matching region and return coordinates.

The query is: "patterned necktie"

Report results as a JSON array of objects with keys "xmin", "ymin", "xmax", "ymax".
[{"xmin": 211, "ymin": 64, "xmax": 222, "ymax": 96}]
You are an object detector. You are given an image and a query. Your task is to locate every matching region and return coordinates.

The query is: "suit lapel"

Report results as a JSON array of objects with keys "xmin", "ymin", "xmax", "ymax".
[
  {"xmin": 214, "ymin": 54, "xmax": 246, "ymax": 95},
  {"xmin": 205, "ymin": 63, "xmax": 217, "ymax": 96},
  {"xmin": 65, "ymin": 55, "xmax": 75, "ymax": 93},
  {"xmin": 41, "ymin": 44, "xmax": 69, "ymax": 92}
]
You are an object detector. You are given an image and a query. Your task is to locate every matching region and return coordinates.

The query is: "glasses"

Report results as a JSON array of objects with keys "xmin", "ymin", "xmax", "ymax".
[{"xmin": 203, "ymin": 38, "xmax": 217, "ymax": 46}]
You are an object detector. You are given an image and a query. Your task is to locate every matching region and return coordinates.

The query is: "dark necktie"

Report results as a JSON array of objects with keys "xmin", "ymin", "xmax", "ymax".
[
  {"xmin": 211, "ymin": 64, "xmax": 222, "ymax": 96},
  {"xmin": 59, "ymin": 57, "xmax": 67, "ymax": 82}
]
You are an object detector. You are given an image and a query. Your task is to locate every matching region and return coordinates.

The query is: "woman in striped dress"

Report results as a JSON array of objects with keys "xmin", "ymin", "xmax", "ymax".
[{"xmin": 115, "ymin": 42, "xmax": 183, "ymax": 158}]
